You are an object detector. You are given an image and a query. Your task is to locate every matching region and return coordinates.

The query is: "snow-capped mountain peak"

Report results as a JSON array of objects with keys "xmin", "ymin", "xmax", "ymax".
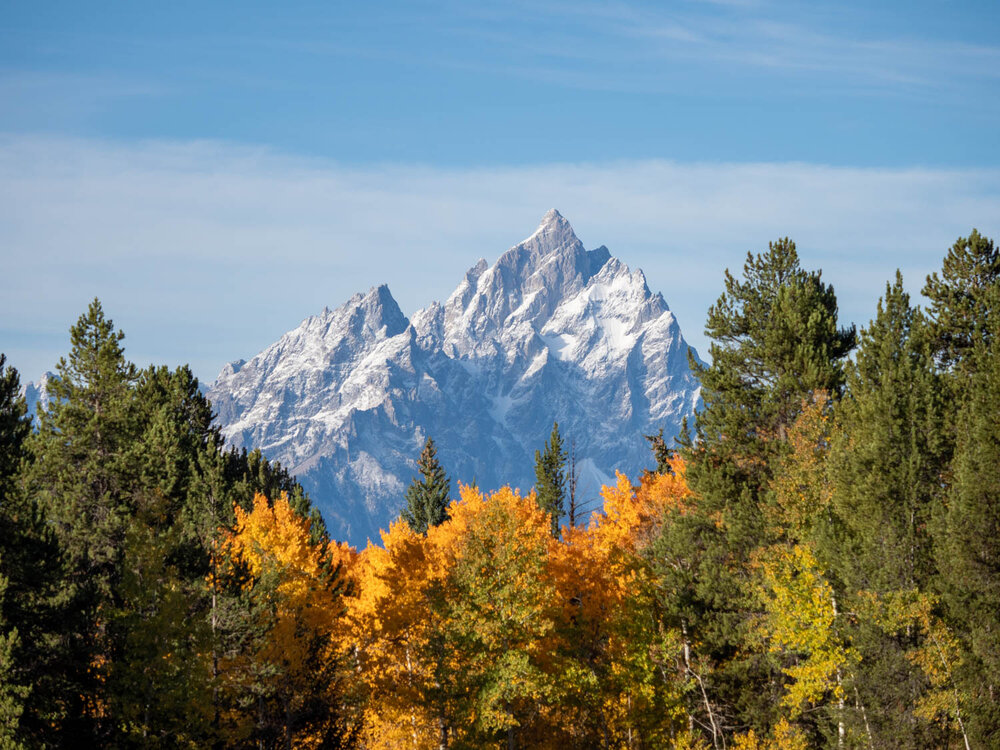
[{"xmin": 209, "ymin": 211, "xmax": 701, "ymax": 547}]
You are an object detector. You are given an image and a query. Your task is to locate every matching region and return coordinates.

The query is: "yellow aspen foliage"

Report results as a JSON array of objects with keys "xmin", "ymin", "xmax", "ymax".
[
  {"xmin": 544, "ymin": 463, "xmax": 691, "ymax": 746},
  {"xmin": 669, "ymin": 733, "xmax": 712, "ymax": 750},
  {"xmin": 732, "ymin": 718, "xmax": 809, "ymax": 750},
  {"xmin": 442, "ymin": 485, "xmax": 559, "ymax": 741},
  {"xmin": 344, "ymin": 517, "xmax": 447, "ymax": 747},
  {"xmin": 345, "ymin": 484, "xmax": 560, "ymax": 747},
  {"xmin": 226, "ymin": 493, "xmax": 339, "ymax": 652},
  {"xmin": 754, "ymin": 543, "xmax": 856, "ymax": 717},
  {"xmin": 343, "ymin": 471, "xmax": 695, "ymax": 747},
  {"xmin": 768, "ymin": 391, "xmax": 833, "ymax": 539},
  {"xmin": 855, "ymin": 589, "xmax": 969, "ymax": 738},
  {"xmin": 220, "ymin": 492, "xmax": 347, "ymax": 747}
]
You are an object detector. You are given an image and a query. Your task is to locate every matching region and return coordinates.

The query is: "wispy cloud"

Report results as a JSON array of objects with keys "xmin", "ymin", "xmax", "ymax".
[
  {"xmin": 0, "ymin": 70, "xmax": 164, "ymax": 127},
  {"xmin": 1, "ymin": 135, "xmax": 997, "ymax": 382},
  {"xmin": 436, "ymin": 0, "xmax": 1000, "ymax": 99}
]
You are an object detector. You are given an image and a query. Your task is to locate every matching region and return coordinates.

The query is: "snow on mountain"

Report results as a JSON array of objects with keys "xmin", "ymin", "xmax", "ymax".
[
  {"xmin": 208, "ymin": 210, "xmax": 702, "ymax": 547},
  {"xmin": 20, "ymin": 371, "xmax": 55, "ymax": 424}
]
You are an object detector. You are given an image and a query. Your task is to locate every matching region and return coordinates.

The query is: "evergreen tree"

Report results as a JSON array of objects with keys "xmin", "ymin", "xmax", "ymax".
[
  {"xmin": 402, "ymin": 437, "xmax": 451, "ymax": 535},
  {"xmin": 644, "ymin": 428, "xmax": 672, "ymax": 476},
  {"xmin": 918, "ymin": 230, "xmax": 1000, "ymax": 744},
  {"xmin": 25, "ymin": 299, "xmax": 141, "ymax": 742},
  {"xmin": 934, "ymin": 285, "xmax": 1000, "ymax": 745},
  {"xmin": 0, "ymin": 355, "xmax": 36, "ymax": 744},
  {"xmin": 825, "ymin": 273, "xmax": 949, "ymax": 748},
  {"xmin": 829, "ymin": 273, "xmax": 945, "ymax": 593},
  {"xmin": 534, "ymin": 421, "xmax": 566, "ymax": 538},
  {"xmin": 653, "ymin": 239, "xmax": 855, "ymax": 742},
  {"xmin": 921, "ymin": 229, "xmax": 1000, "ymax": 373}
]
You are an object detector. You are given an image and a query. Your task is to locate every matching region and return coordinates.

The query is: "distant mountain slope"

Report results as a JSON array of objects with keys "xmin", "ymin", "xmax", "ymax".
[
  {"xmin": 20, "ymin": 371, "xmax": 55, "ymax": 424},
  {"xmin": 209, "ymin": 210, "xmax": 702, "ymax": 546}
]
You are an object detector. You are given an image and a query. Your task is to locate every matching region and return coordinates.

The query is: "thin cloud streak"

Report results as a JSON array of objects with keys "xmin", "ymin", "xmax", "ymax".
[
  {"xmin": 449, "ymin": 0, "xmax": 1000, "ymax": 98},
  {"xmin": 1, "ymin": 135, "xmax": 997, "ymax": 383}
]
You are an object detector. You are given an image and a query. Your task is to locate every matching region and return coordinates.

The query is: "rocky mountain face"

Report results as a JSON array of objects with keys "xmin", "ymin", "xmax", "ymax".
[
  {"xmin": 208, "ymin": 210, "xmax": 702, "ymax": 547},
  {"xmin": 20, "ymin": 371, "xmax": 54, "ymax": 424}
]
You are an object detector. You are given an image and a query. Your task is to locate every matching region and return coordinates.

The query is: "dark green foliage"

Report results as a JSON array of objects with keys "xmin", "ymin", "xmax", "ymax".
[
  {"xmin": 644, "ymin": 427, "xmax": 672, "ymax": 475},
  {"xmin": 534, "ymin": 421, "xmax": 566, "ymax": 538},
  {"xmin": 825, "ymin": 273, "xmax": 949, "ymax": 748},
  {"xmin": 922, "ymin": 229, "xmax": 1000, "ymax": 372},
  {"xmin": 0, "ymin": 355, "xmax": 38, "ymax": 743},
  {"xmin": 24, "ymin": 300, "xmax": 143, "ymax": 743},
  {"xmin": 694, "ymin": 238, "xmax": 855, "ymax": 453},
  {"xmin": 402, "ymin": 437, "xmax": 451, "ymax": 535},
  {"xmin": 829, "ymin": 273, "xmax": 945, "ymax": 593},
  {"xmin": 0, "ymin": 354, "xmax": 81, "ymax": 748},
  {"xmin": 918, "ymin": 231, "xmax": 1000, "ymax": 745},
  {"xmin": 654, "ymin": 239, "xmax": 855, "ymax": 739},
  {"xmin": 934, "ymin": 287, "xmax": 1000, "ymax": 745},
  {"xmin": 13, "ymin": 300, "xmax": 337, "ymax": 746},
  {"xmin": 29, "ymin": 299, "xmax": 139, "ymax": 603},
  {"xmin": 688, "ymin": 239, "xmax": 854, "ymax": 559},
  {"xmin": 0, "ymin": 355, "xmax": 30, "ymax": 498},
  {"xmin": 108, "ymin": 491, "xmax": 214, "ymax": 747}
]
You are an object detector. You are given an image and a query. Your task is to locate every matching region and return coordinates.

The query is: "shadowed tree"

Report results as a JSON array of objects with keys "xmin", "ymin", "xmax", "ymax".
[
  {"xmin": 402, "ymin": 437, "xmax": 451, "ymax": 535},
  {"xmin": 534, "ymin": 421, "xmax": 567, "ymax": 539}
]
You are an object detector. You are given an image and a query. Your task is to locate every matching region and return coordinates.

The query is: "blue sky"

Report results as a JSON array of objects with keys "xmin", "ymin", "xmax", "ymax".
[{"xmin": 2, "ymin": 0, "xmax": 999, "ymax": 382}]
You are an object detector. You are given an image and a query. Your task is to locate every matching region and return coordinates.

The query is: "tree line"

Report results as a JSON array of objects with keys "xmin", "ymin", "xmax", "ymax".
[{"xmin": 1, "ymin": 229, "xmax": 997, "ymax": 748}]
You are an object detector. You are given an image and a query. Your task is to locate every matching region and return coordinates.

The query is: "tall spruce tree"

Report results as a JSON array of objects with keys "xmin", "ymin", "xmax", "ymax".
[
  {"xmin": 0, "ymin": 355, "xmax": 71, "ymax": 746},
  {"xmin": 652, "ymin": 239, "xmax": 855, "ymax": 743},
  {"xmin": 922, "ymin": 231, "xmax": 1000, "ymax": 745},
  {"xmin": 825, "ymin": 273, "xmax": 949, "ymax": 748},
  {"xmin": 922, "ymin": 229, "xmax": 1000, "ymax": 374},
  {"xmin": 935, "ymin": 314, "xmax": 1000, "ymax": 745},
  {"xmin": 534, "ymin": 421, "xmax": 566, "ymax": 538},
  {"xmin": 25, "ymin": 299, "xmax": 141, "ymax": 743},
  {"xmin": 0, "ymin": 354, "xmax": 28, "ymax": 743},
  {"xmin": 402, "ymin": 437, "xmax": 451, "ymax": 535}
]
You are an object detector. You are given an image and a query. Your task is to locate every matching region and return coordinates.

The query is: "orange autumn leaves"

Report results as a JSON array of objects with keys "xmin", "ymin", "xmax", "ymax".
[
  {"xmin": 219, "ymin": 493, "xmax": 356, "ymax": 747},
  {"xmin": 221, "ymin": 459, "xmax": 696, "ymax": 747},
  {"xmin": 341, "ymin": 459, "xmax": 695, "ymax": 746}
]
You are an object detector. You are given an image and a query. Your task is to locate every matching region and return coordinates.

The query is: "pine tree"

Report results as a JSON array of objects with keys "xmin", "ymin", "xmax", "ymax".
[
  {"xmin": 934, "ymin": 284, "xmax": 1000, "ymax": 745},
  {"xmin": 921, "ymin": 229, "xmax": 1000, "ymax": 373},
  {"xmin": 0, "ymin": 355, "xmax": 34, "ymax": 743},
  {"xmin": 29, "ymin": 299, "xmax": 139, "ymax": 597},
  {"xmin": 916, "ymin": 230, "xmax": 1000, "ymax": 744},
  {"xmin": 825, "ymin": 273, "xmax": 949, "ymax": 748},
  {"xmin": 402, "ymin": 437, "xmax": 451, "ymax": 535},
  {"xmin": 653, "ymin": 239, "xmax": 855, "ymax": 742},
  {"xmin": 24, "ymin": 299, "xmax": 142, "ymax": 742},
  {"xmin": 0, "ymin": 355, "xmax": 82, "ymax": 748},
  {"xmin": 829, "ymin": 273, "xmax": 944, "ymax": 594},
  {"xmin": 644, "ymin": 428, "xmax": 672, "ymax": 476},
  {"xmin": 534, "ymin": 421, "xmax": 566, "ymax": 538}
]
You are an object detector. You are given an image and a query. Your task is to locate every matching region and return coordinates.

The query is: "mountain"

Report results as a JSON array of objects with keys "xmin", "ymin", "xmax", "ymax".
[
  {"xmin": 20, "ymin": 371, "xmax": 55, "ymax": 424},
  {"xmin": 208, "ymin": 210, "xmax": 702, "ymax": 547}
]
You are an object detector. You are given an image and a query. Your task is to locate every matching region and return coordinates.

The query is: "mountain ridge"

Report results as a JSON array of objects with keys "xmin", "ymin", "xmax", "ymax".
[{"xmin": 208, "ymin": 210, "xmax": 702, "ymax": 546}]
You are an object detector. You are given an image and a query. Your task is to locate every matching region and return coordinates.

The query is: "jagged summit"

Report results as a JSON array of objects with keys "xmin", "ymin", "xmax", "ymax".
[
  {"xmin": 209, "ymin": 212, "xmax": 702, "ymax": 547},
  {"xmin": 528, "ymin": 208, "xmax": 575, "ymax": 246},
  {"xmin": 510, "ymin": 208, "xmax": 583, "ymax": 259}
]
